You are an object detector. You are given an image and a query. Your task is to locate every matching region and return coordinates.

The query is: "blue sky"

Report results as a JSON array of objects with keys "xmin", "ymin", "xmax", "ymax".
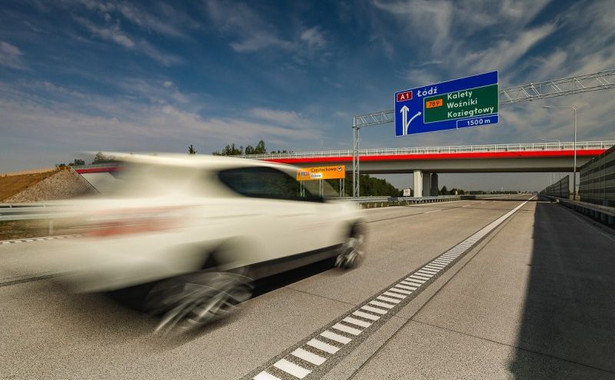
[{"xmin": 1, "ymin": 0, "xmax": 614, "ymax": 190}]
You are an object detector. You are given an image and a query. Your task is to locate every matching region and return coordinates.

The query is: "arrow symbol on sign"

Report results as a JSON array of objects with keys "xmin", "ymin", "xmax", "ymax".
[{"xmin": 400, "ymin": 106, "xmax": 421, "ymax": 135}]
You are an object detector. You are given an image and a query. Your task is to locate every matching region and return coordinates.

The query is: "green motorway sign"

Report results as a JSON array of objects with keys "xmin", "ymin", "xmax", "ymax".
[{"xmin": 424, "ymin": 84, "xmax": 499, "ymax": 124}]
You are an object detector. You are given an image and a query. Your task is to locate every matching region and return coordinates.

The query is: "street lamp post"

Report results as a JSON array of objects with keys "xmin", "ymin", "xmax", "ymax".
[{"xmin": 544, "ymin": 105, "xmax": 577, "ymax": 199}]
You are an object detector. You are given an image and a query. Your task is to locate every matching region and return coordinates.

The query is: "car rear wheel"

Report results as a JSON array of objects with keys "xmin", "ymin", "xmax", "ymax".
[
  {"xmin": 335, "ymin": 223, "xmax": 366, "ymax": 269},
  {"xmin": 144, "ymin": 271, "xmax": 253, "ymax": 335}
]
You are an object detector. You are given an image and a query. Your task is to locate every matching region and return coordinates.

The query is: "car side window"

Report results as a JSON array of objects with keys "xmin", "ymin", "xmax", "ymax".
[{"xmin": 218, "ymin": 167, "xmax": 318, "ymax": 201}]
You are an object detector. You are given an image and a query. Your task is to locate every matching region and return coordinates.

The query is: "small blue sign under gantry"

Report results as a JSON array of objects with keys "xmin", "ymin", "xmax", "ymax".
[{"xmin": 395, "ymin": 71, "xmax": 498, "ymax": 136}]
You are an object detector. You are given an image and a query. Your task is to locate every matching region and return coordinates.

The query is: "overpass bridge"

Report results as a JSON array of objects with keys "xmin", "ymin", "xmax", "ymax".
[
  {"xmin": 72, "ymin": 140, "xmax": 615, "ymax": 197},
  {"xmin": 250, "ymin": 140, "xmax": 615, "ymax": 196}
]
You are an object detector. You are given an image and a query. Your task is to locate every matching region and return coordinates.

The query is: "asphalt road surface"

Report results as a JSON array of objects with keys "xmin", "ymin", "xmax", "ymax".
[{"xmin": 1, "ymin": 197, "xmax": 614, "ymax": 379}]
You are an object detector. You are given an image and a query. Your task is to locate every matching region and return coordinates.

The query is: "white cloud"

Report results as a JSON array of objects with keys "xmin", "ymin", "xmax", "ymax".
[
  {"xmin": 204, "ymin": 0, "xmax": 287, "ymax": 52},
  {"xmin": 203, "ymin": 0, "xmax": 329, "ymax": 59},
  {"xmin": 301, "ymin": 27, "xmax": 327, "ymax": 50},
  {"xmin": 369, "ymin": 0, "xmax": 552, "ymax": 80},
  {"xmin": 371, "ymin": 0, "xmax": 453, "ymax": 53},
  {"xmin": 460, "ymin": 24, "xmax": 555, "ymax": 78},
  {"xmin": 249, "ymin": 108, "xmax": 310, "ymax": 128},
  {"xmin": 74, "ymin": 0, "xmax": 191, "ymax": 38},
  {"xmin": 74, "ymin": 16, "xmax": 135, "ymax": 48},
  {"xmin": 229, "ymin": 34, "xmax": 291, "ymax": 53},
  {"xmin": 115, "ymin": 3, "xmax": 187, "ymax": 39},
  {"xmin": 138, "ymin": 40, "xmax": 183, "ymax": 66},
  {"xmin": 0, "ymin": 41, "xmax": 26, "ymax": 70},
  {"xmin": 529, "ymin": 50, "xmax": 568, "ymax": 81},
  {"xmin": 73, "ymin": 16, "xmax": 182, "ymax": 65},
  {"xmin": 0, "ymin": 80, "xmax": 324, "ymax": 164}
]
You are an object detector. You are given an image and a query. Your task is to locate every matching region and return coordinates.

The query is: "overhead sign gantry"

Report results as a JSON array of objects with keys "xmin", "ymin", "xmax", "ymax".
[
  {"xmin": 394, "ymin": 71, "xmax": 499, "ymax": 136},
  {"xmin": 352, "ymin": 69, "xmax": 615, "ymax": 197}
]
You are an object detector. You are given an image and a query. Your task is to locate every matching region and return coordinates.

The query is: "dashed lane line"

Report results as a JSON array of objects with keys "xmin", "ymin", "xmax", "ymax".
[
  {"xmin": 244, "ymin": 198, "xmax": 532, "ymax": 380},
  {"xmin": 0, "ymin": 235, "xmax": 79, "ymax": 245}
]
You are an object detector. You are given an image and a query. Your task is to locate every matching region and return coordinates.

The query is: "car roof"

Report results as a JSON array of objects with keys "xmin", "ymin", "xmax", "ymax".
[{"xmin": 96, "ymin": 152, "xmax": 292, "ymax": 171}]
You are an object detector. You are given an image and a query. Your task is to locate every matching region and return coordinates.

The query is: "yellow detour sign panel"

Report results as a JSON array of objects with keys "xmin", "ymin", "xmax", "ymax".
[{"xmin": 296, "ymin": 165, "xmax": 346, "ymax": 181}]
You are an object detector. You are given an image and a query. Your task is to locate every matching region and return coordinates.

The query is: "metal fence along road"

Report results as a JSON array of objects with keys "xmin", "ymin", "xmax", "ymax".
[{"xmin": 243, "ymin": 140, "xmax": 615, "ymax": 160}]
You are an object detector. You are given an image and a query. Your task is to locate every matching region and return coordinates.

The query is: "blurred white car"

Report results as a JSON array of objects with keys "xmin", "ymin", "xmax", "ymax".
[{"xmin": 53, "ymin": 153, "xmax": 365, "ymax": 333}]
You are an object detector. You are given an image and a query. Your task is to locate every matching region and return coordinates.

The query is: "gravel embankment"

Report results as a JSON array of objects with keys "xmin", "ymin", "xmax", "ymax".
[{"xmin": 3, "ymin": 169, "xmax": 94, "ymax": 203}]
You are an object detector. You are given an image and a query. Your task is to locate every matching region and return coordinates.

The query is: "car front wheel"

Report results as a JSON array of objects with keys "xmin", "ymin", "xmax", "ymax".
[
  {"xmin": 144, "ymin": 271, "xmax": 253, "ymax": 335},
  {"xmin": 335, "ymin": 223, "xmax": 366, "ymax": 269}
]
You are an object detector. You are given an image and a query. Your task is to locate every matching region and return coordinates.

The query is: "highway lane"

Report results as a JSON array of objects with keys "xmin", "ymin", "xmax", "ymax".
[{"xmin": 1, "ymin": 197, "xmax": 613, "ymax": 379}]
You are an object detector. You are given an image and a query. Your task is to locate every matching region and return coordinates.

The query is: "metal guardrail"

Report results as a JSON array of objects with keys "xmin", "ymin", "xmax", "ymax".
[
  {"xmin": 541, "ymin": 195, "xmax": 615, "ymax": 227},
  {"xmin": 0, "ymin": 204, "xmax": 70, "ymax": 222},
  {"xmin": 349, "ymin": 195, "xmax": 461, "ymax": 208},
  {"xmin": 243, "ymin": 140, "xmax": 615, "ymax": 160},
  {"xmin": 0, "ymin": 204, "xmax": 72, "ymax": 235}
]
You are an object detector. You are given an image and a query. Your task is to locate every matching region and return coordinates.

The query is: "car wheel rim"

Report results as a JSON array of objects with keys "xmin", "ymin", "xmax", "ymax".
[
  {"xmin": 335, "ymin": 229, "xmax": 365, "ymax": 269},
  {"xmin": 147, "ymin": 272, "xmax": 252, "ymax": 335}
]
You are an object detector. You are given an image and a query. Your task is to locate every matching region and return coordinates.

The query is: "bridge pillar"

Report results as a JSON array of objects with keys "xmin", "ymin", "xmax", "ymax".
[
  {"xmin": 430, "ymin": 173, "xmax": 439, "ymax": 196},
  {"xmin": 422, "ymin": 172, "xmax": 431, "ymax": 197},
  {"xmin": 413, "ymin": 170, "xmax": 423, "ymax": 197}
]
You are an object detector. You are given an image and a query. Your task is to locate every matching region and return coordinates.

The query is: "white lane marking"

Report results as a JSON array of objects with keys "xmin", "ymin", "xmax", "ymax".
[
  {"xmin": 403, "ymin": 278, "xmax": 425, "ymax": 284},
  {"xmin": 376, "ymin": 295, "xmax": 401, "ymax": 304},
  {"xmin": 291, "ymin": 348, "xmax": 326, "ymax": 366},
  {"xmin": 369, "ymin": 300, "xmax": 395, "ymax": 309},
  {"xmin": 411, "ymin": 274, "xmax": 431, "ymax": 280},
  {"xmin": 418, "ymin": 268, "xmax": 439, "ymax": 275},
  {"xmin": 321, "ymin": 330, "xmax": 351, "ymax": 344},
  {"xmin": 403, "ymin": 280, "xmax": 425, "ymax": 287},
  {"xmin": 254, "ymin": 372, "xmax": 281, "ymax": 380},
  {"xmin": 426, "ymin": 263, "xmax": 444, "ymax": 268},
  {"xmin": 332, "ymin": 323, "xmax": 362, "ymax": 336},
  {"xmin": 361, "ymin": 305, "xmax": 388, "ymax": 315},
  {"xmin": 432, "ymin": 259, "xmax": 450, "ymax": 264},
  {"xmin": 353, "ymin": 310, "xmax": 380, "ymax": 321},
  {"xmin": 273, "ymin": 359, "xmax": 310, "ymax": 379},
  {"xmin": 395, "ymin": 284, "xmax": 417, "ymax": 291},
  {"xmin": 343, "ymin": 316, "xmax": 371, "ymax": 328},
  {"xmin": 425, "ymin": 265, "xmax": 444, "ymax": 271},
  {"xmin": 382, "ymin": 291, "xmax": 406, "ymax": 299},
  {"xmin": 415, "ymin": 270, "xmax": 435, "ymax": 275},
  {"xmin": 0, "ymin": 234, "xmax": 79, "ymax": 245},
  {"xmin": 389, "ymin": 287, "xmax": 414, "ymax": 295},
  {"xmin": 404, "ymin": 280, "xmax": 426, "ymax": 287},
  {"xmin": 307, "ymin": 339, "xmax": 339, "ymax": 354},
  {"xmin": 425, "ymin": 209, "xmax": 442, "ymax": 214}
]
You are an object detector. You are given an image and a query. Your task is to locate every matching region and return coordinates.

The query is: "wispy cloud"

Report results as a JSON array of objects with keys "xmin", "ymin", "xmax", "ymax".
[
  {"xmin": 371, "ymin": 0, "xmax": 553, "ymax": 84},
  {"xmin": 372, "ymin": 0, "xmax": 453, "ymax": 53},
  {"xmin": 203, "ymin": 0, "xmax": 329, "ymax": 60},
  {"xmin": 301, "ymin": 27, "xmax": 327, "ymax": 51},
  {"xmin": 0, "ymin": 80, "xmax": 324, "ymax": 157},
  {"xmin": 74, "ymin": 16, "xmax": 135, "ymax": 47},
  {"xmin": 249, "ymin": 108, "xmax": 311, "ymax": 128},
  {"xmin": 73, "ymin": 16, "xmax": 182, "ymax": 65},
  {"xmin": 0, "ymin": 41, "xmax": 27, "ymax": 70},
  {"xmin": 460, "ymin": 24, "xmax": 555, "ymax": 79},
  {"xmin": 73, "ymin": 0, "xmax": 193, "ymax": 38},
  {"xmin": 204, "ymin": 0, "xmax": 289, "ymax": 52}
]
